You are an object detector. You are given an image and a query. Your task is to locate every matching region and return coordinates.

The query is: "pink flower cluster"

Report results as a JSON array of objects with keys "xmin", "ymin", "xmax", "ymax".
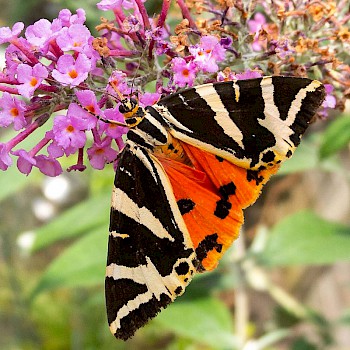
[
  {"xmin": 0, "ymin": 9, "xmax": 104, "ymax": 174},
  {"xmin": 0, "ymin": 7, "xmax": 162, "ymax": 175},
  {"xmin": 172, "ymin": 36, "xmax": 227, "ymax": 87}
]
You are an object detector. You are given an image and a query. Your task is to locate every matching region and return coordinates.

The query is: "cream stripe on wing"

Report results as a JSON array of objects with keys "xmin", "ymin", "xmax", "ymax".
[
  {"xmin": 259, "ymin": 77, "xmax": 293, "ymax": 144},
  {"xmin": 195, "ymin": 84, "xmax": 244, "ymax": 149},
  {"xmin": 111, "ymin": 187, "xmax": 175, "ymax": 241},
  {"xmin": 109, "ymin": 290, "xmax": 153, "ymax": 333},
  {"xmin": 286, "ymin": 79, "xmax": 323, "ymax": 125},
  {"xmin": 106, "ymin": 258, "xmax": 172, "ymax": 296},
  {"xmin": 107, "ymin": 256, "xmax": 183, "ymax": 333}
]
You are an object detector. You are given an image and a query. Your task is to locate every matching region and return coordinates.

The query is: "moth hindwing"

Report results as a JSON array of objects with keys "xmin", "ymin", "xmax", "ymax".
[{"xmin": 106, "ymin": 76, "xmax": 326, "ymax": 340}]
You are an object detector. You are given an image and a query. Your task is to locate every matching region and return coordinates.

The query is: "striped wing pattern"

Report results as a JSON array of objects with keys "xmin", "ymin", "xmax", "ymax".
[
  {"xmin": 106, "ymin": 76, "xmax": 326, "ymax": 340},
  {"xmin": 107, "ymin": 141, "xmax": 197, "ymax": 340},
  {"xmin": 154, "ymin": 76, "xmax": 325, "ymax": 170}
]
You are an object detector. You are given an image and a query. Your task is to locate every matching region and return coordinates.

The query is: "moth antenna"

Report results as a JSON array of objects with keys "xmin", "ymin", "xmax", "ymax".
[{"xmin": 110, "ymin": 81, "xmax": 125, "ymax": 102}]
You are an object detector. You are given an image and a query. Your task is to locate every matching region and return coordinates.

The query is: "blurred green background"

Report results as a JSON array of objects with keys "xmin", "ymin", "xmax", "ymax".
[{"xmin": 1, "ymin": 1, "xmax": 350, "ymax": 349}]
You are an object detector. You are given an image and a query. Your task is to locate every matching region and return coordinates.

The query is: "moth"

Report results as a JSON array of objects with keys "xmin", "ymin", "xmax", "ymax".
[{"xmin": 105, "ymin": 76, "xmax": 325, "ymax": 340}]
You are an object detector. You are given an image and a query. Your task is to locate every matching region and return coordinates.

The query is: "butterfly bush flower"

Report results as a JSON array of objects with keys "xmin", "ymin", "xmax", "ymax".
[
  {"xmin": 172, "ymin": 57, "xmax": 197, "ymax": 87},
  {"xmin": 12, "ymin": 149, "xmax": 37, "ymax": 175},
  {"xmin": 52, "ymin": 54, "xmax": 91, "ymax": 87},
  {"xmin": 0, "ymin": 1, "xmax": 348, "ymax": 176},
  {"xmin": 0, "ymin": 22, "xmax": 24, "ymax": 44},
  {"xmin": 25, "ymin": 19, "xmax": 58, "ymax": 49},
  {"xmin": 0, "ymin": 92, "xmax": 27, "ymax": 130},
  {"xmin": 16, "ymin": 63, "xmax": 49, "ymax": 99},
  {"xmin": 248, "ymin": 12, "xmax": 266, "ymax": 51},
  {"xmin": 189, "ymin": 35, "xmax": 226, "ymax": 73}
]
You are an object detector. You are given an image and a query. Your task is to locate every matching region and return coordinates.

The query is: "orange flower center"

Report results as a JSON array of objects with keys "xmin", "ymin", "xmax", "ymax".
[
  {"xmin": 182, "ymin": 68, "xmax": 190, "ymax": 77},
  {"xmin": 66, "ymin": 125, "xmax": 75, "ymax": 133},
  {"xmin": 10, "ymin": 108, "xmax": 19, "ymax": 117},
  {"xmin": 95, "ymin": 148, "xmax": 105, "ymax": 155},
  {"xmin": 69, "ymin": 69, "xmax": 78, "ymax": 79},
  {"xmin": 30, "ymin": 77, "xmax": 38, "ymax": 87},
  {"xmin": 86, "ymin": 105, "xmax": 95, "ymax": 113}
]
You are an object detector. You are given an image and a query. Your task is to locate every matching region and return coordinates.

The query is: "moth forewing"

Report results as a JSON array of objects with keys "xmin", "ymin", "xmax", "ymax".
[
  {"xmin": 107, "ymin": 142, "xmax": 197, "ymax": 340},
  {"xmin": 154, "ymin": 76, "xmax": 325, "ymax": 170}
]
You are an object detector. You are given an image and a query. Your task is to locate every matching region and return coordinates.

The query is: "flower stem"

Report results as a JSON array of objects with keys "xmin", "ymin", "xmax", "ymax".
[{"xmin": 176, "ymin": 0, "xmax": 197, "ymax": 28}]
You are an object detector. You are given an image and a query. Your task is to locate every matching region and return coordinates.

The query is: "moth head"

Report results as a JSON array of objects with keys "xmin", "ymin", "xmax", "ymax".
[{"xmin": 119, "ymin": 98, "xmax": 139, "ymax": 118}]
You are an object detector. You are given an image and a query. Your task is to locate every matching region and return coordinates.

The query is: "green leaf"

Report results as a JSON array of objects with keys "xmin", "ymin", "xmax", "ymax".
[
  {"xmin": 31, "ymin": 228, "xmax": 106, "ymax": 298},
  {"xmin": 260, "ymin": 211, "xmax": 350, "ymax": 266},
  {"xmin": 319, "ymin": 114, "xmax": 350, "ymax": 159},
  {"xmin": 32, "ymin": 191, "xmax": 110, "ymax": 252},
  {"xmin": 154, "ymin": 298, "xmax": 239, "ymax": 349}
]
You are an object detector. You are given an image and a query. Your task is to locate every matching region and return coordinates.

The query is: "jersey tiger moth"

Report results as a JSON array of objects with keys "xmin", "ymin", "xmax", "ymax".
[{"xmin": 105, "ymin": 76, "xmax": 325, "ymax": 340}]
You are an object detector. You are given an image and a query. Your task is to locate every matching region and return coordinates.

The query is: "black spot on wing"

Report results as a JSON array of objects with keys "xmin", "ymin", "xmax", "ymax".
[
  {"xmin": 195, "ymin": 233, "xmax": 223, "ymax": 272},
  {"xmin": 177, "ymin": 198, "xmax": 195, "ymax": 215},
  {"xmin": 219, "ymin": 181, "xmax": 236, "ymax": 200},
  {"xmin": 175, "ymin": 261, "xmax": 190, "ymax": 275},
  {"xmin": 214, "ymin": 199, "xmax": 232, "ymax": 219},
  {"xmin": 216, "ymin": 155, "xmax": 224, "ymax": 162},
  {"xmin": 286, "ymin": 150, "xmax": 292, "ymax": 158},
  {"xmin": 174, "ymin": 286, "xmax": 183, "ymax": 295},
  {"xmin": 246, "ymin": 170, "xmax": 265, "ymax": 185},
  {"xmin": 261, "ymin": 150, "xmax": 275, "ymax": 163}
]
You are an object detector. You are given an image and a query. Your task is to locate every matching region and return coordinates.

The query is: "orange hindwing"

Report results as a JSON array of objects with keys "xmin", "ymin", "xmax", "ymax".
[{"xmin": 158, "ymin": 142, "xmax": 279, "ymax": 271}]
